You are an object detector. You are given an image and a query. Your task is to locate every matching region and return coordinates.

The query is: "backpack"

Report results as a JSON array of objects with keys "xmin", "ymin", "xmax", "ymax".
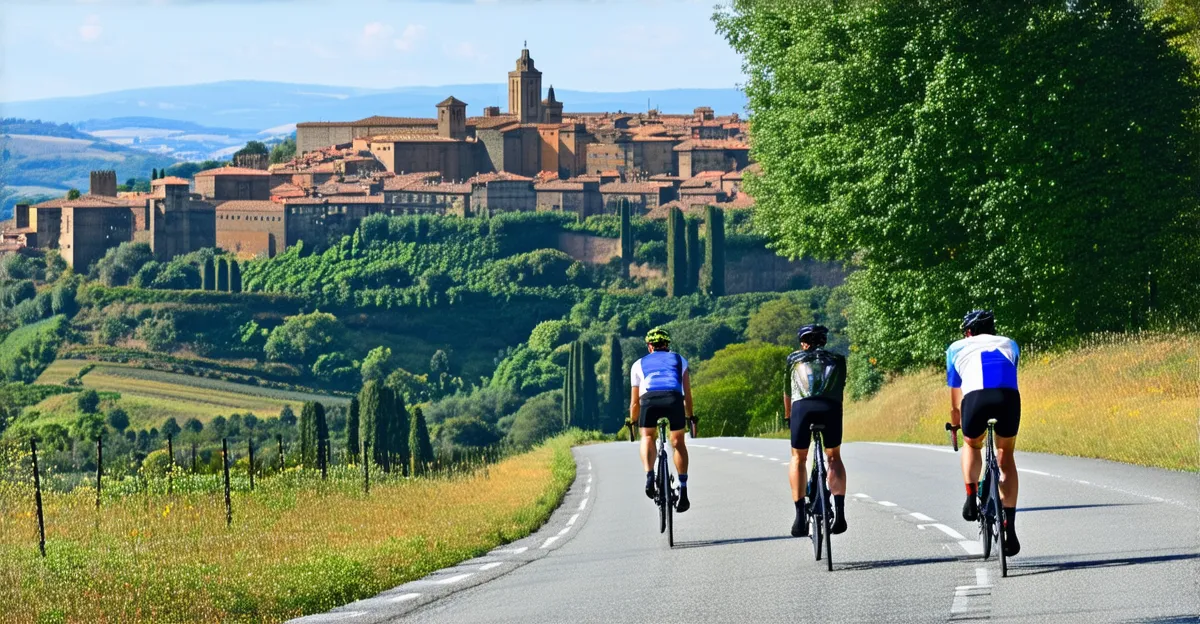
[{"xmin": 788, "ymin": 348, "xmax": 845, "ymax": 400}]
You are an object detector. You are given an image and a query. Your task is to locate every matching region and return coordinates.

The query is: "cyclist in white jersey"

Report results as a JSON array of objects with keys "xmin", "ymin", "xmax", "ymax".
[
  {"xmin": 630, "ymin": 327, "xmax": 695, "ymax": 512},
  {"xmin": 947, "ymin": 309, "xmax": 1021, "ymax": 556}
]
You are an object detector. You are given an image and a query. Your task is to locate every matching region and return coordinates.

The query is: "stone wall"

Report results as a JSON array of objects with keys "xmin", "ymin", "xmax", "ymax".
[
  {"xmin": 555, "ymin": 232, "xmax": 620, "ymax": 263},
  {"xmin": 61, "ymin": 207, "xmax": 132, "ymax": 270},
  {"xmin": 724, "ymin": 248, "xmax": 845, "ymax": 295}
]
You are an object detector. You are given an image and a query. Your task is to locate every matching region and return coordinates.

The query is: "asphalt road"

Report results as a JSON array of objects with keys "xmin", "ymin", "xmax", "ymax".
[{"xmin": 292, "ymin": 439, "xmax": 1200, "ymax": 624}]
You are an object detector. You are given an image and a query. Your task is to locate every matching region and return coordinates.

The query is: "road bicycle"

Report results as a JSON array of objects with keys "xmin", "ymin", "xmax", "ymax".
[
  {"xmin": 806, "ymin": 423, "xmax": 833, "ymax": 571},
  {"xmin": 653, "ymin": 417, "xmax": 679, "ymax": 547},
  {"xmin": 947, "ymin": 419, "xmax": 1008, "ymax": 577}
]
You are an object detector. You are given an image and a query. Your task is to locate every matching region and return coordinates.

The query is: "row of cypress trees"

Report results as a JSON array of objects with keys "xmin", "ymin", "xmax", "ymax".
[
  {"xmin": 562, "ymin": 335, "xmax": 625, "ymax": 433},
  {"xmin": 201, "ymin": 256, "xmax": 242, "ymax": 293},
  {"xmin": 666, "ymin": 205, "xmax": 725, "ymax": 297},
  {"xmin": 347, "ymin": 381, "xmax": 435, "ymax": 475}
]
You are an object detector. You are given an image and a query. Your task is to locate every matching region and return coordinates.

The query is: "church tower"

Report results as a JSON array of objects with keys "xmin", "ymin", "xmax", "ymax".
[
  {"xmin": 542, "ymin": 86, "xmax": 563, "ymax": 124},
  {"xmin": 508, "ymin": 46, "xmax": 542, "ymax": 124}
]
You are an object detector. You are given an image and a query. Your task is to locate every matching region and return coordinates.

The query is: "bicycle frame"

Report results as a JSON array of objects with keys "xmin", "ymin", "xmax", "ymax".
[
  {"xmin": 807, "ymin": 426, "xmax": 833, "ymax": 571},
  {"xmin": 979, "ymin": 419, "xmax": 1008, "ymax": 577},
  {"xmin": 655, "ymin": 418, "xmax": 676, "ymax": 547}
]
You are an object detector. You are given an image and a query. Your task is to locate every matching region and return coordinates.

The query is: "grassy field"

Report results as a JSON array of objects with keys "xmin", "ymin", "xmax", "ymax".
[
  {"xmin": 29, "ymin": 361, "xmax": 344, "ymax": 429},
  {"xmin": 0, "ymin": 433, "xmax": 579, "ymax": 623},
  {"xmin": 831, "ymin": 333, "xmax": 1199, "ymax": 471}
]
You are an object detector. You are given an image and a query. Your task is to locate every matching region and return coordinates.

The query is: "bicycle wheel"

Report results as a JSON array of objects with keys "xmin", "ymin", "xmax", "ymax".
[
  {"xmin": 658, "ymin": 455, "xmax": 667, "ymax": 534},
  {"xmin": 822, "ymin": 481, "xmax": 833, "ymax": 572},
  {"xmin": 992, "ymin": 470, "xmax": 1007, "ymax": 577},
  {"xmin": 808, "ymin": 463, "xmax": 822, "ymax": 561},
  {"xmin": 665, "ymin": 471, "xmax": 674, "ymax": 547},
  {"xmin": 978, "ymin": 472, "xmax": 992, "ymax": 560}
]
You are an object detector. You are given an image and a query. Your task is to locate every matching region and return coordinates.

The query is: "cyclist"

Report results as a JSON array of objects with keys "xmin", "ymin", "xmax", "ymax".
[
  {"xmin": 948, "ymin": 309, "xmax": 1021, "ymax": 557},
  {"xmin": 630, "ymin": 327, "xmax": 695, "ymax": 513},
  {"xmin": 785, "ymin": 324, "xmax": 848, "ymax": 538}
]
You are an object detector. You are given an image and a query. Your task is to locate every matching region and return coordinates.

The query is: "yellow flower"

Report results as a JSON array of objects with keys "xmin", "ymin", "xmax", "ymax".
[
  {"xmin": 162, "ymin": 505, "xmax": 171, "ymax": 518},
  {"xmin": 130, "ymin": 529, "xmax": 139, "ymax": 538}
]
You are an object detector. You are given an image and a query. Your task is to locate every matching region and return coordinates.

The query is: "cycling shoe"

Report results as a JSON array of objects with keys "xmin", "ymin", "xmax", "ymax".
[{"xmin": 962, "ymin": 495, "xmax": 979, "ymax": 522}]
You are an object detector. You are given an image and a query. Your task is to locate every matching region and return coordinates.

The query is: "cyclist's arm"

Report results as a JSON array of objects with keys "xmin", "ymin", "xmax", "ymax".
[
  {"xmin": 629, "ymin": 386, "xmax": 641, "ymax": 428},
  {"xmin": 949, "ymin": 387, "xmax": 963, "ymax": 428},
  {"xmin": 682, "ymin": 370, "xmax": 694, "ymax": 419}
]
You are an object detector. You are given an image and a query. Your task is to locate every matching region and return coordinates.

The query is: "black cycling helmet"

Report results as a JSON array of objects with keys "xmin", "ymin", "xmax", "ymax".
[
  {"xmin": 960, "ymin": 309, "xmax": 996, "ymax": 335},
  {"xmin": 797, "ymin": 324, "xmax": 829, "ymax": 346}
]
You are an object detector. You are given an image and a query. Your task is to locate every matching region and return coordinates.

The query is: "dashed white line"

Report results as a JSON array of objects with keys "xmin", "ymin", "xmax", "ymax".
[
  {"xmin": 719, "ymin": 448, "xmax": 730, "ymax": 452},
  {"xmin": 434, "ymin": 573, "xmax": 473, "ymax": 585},
  {"xmin": 585, "ymin": 485, "xmax": 591, "ymax": 494},
  {"xmin": 567, "ymin": 513, "xmax": 580, "ymax": 526},
  {"xmin": 557, "ymin": 527, "xmax": 571, "ymax": 536},
  {"xmin": 540, "ymin": 536, "xmax": 561, "ymax": 549},
  {"xmin": 494, "ymin": 546, "xmax": 528, "ymax": 555},
  {"xmin": 387, "ymin": 593, "xmax": 421, "ymax": 603},
  {"xmin": 768, "ymin": 457, "xmax": 780, "ymax": 461},
  {"xmin": 1018, "ymin": 468, "xmax": 1052, "ymax": 476},
  {"xmin": 976, "ymin": 568, "xmax": 989, "ymax": 587},
  {"xmin": 1075, "ymin": 480, "xmax": 1091, "ymax": 485},
  {"xmin": 911, "ymin": 512, "xmax": 935, "ymax": 522},
  {"xmin": 733, "ymin": 451, "xmax": 744, "ymax": 455},
  {"xmin": 479, "ymin": 562, "xmax": 503, "ymax": 571},
  {"xmin": 958, "ymin": 540, "xmax": 984, "ymax": 555},
  {"xmin": 853, "ymin": 493, "xmax": 871, "ymax": 499},
  {"xmin": 578, "ymin": 498, "xmax": 589, "ymax": 510},
  {"xmin": 928, "ymin": 524, "xmax": 966, "ymax": 540},
  {"xmin": 865, "ymin": 442, "xmax": 956, "ymax": 454},
  {"xmin": 878, "ymin": 501, "xmax": 898, "ymax": 507},
  {"xmin": 587, "ymin": 475, "xmax": 593, "ymax": 484}
]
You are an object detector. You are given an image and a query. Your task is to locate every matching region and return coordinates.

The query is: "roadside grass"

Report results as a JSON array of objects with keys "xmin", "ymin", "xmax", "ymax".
[
  {"xmin": 0, "ymin": 432, "xmax": 580, "ymax": 624},
  {"xmin": 28, "ymin": 361, "xmax": 345, "ymax": 429},
  {"xmin": 776, "ymin": 333, "xmax": 1197, "ymax": 471}
]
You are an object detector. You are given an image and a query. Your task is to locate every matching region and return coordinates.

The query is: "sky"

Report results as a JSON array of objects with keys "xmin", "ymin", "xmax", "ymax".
[{"xmin": 0, "ymin": 0, "xmax": 745, "ymax": 103}]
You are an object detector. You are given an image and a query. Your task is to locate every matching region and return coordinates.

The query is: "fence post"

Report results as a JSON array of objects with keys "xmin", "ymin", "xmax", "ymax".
[
  {"xmin": 320, "ymin": 439, "xmax": 327, "ymax": 481},
  {"xmin": 167, "ymin": 435, "xmax": 174, "ymax": 495},
  {"xmin": 95, "ymin": 436, "xmax": 103, "ymax": 510},
  {"xmin": 30, "ymin": 438, "xmax": 46, "ymax": 558},
  {"xmin": 362, "ymin": 441, "xmax": 370, "ymax": 495},
  {"xmin": 222, "ymin": 438, "xmax": 232, "ymax": 527},
  {"xmin": 191, "ymin": 442, "xmax": 197, "ymax": 473},
  {"xmin": 248, "ymin": 438, "xmax": 255, "ymax": 491},
  {"xmin": 277, "ymin": 435, "xmax": 284, "ymax": 473}
]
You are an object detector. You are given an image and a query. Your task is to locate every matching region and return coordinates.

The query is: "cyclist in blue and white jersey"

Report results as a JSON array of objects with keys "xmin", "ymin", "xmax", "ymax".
[
  {"xmin": 630, "ymin": 327, "xmax": 695, "ymax": 513},
  {"xmin": 948, "ymin": 309, "xmax": 1022, "ymax": 556}
]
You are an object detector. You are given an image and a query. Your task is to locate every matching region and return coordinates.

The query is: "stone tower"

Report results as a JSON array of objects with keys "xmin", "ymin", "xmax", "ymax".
[
  {"xmin": 542, "ymin": 85, "xmax": 563, "ymax": 124},
  {"xmin": 437, "ymin": 96, "xmax": 468, "ymax": 140},
  {"xmin": 89, "ymin": 170, "xmax": 117, "ymax": 197},
  {"xmin": 508, "ymin": 47, "xmax": 542, "ymax": 124}
]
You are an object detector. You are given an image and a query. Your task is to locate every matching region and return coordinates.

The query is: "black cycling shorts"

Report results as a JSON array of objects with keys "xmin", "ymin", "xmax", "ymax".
[
  {"xmin": 639, "ymin": 390, "xmax": 686, "ymax": 432},
  {"xmin": 962, "ymin": 388, "xmax": 1021, "ymax": 439},
  {"xmin": 790, "ymin": 397, "xmax": 843, "ymax": 450}
]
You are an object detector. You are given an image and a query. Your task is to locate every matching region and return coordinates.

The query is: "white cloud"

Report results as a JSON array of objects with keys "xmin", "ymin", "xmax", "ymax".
[
  {"xmin": 362, "ymin": 21, "xmax": 394, "ymax": 41},
  {"xmin": 78, "ymin": 15, "xmax": 102, "ymax": 43},
  {"xmin": 446, "ymin": 41, "xmax": 484, "ymax": 61},
  {"xmin": 393, "ymin": 25, "xmax": 425, "ymax": 52}
]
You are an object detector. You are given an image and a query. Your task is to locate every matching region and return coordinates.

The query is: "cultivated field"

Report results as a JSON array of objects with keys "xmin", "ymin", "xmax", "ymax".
[
  {"xmin": 839, "ymin": 333, "xmax": 1199, "ymax": 471},
  {"xmin": 0, "ymin": 433, "xmax": 578, "ymax": 623},
  {"xmin": 31, "ymin": 361, "xmax": 344, "ymax": 428}
]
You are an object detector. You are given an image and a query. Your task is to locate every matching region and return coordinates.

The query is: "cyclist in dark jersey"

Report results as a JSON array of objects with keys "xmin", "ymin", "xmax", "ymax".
[
  {"xmin": 785, "ymin": 325, "xmax": 848, "ymax": 537},
  {"xmin": 630, "ymin": 327, "xmax": 695, "ymax": 512}
]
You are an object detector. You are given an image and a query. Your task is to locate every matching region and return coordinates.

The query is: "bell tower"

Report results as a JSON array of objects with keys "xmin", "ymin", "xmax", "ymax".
[{"xmin": 508, "ymin": 44, "xmax": 542, "ymax": 124}]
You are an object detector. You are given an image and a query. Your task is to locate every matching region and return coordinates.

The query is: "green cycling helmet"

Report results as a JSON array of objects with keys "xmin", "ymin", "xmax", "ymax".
[{"xmin": 645, "ymin": 327, "xmax": 671, "ymax": 345}]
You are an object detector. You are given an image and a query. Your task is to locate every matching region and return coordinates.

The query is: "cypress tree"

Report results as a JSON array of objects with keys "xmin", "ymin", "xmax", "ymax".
[
  {"xmin": 376, "ymin": 385, "xmax": 394, "ymax": 471},
  {"xmin": 562, "ymin": 359, "xmax": 573, "ymax": 427},
  {"xmin": 667, "ymin": 206, "xmax": 687, "ymax": 297},
  {"xmin": 314, "ymin": 402, "xmax": 328, "ymax": 469},
  {"xmin": 409, "ymin": 406, "xmax": 434, "ymax": 476},
  {"xmin": 202, "ymin": 257, "xmax": 216, "ymax": 291},
  {"xmin": 604, "ymin": 334, "xmax": 624, "ymax": 433},
  {"xmin": 580, "ymin": 340, "xmax": 599, "ymax": 430},
  {"xmin": 216, "ymin": 258, "xmax": 230, "ymax": 291},
  {"xmin": 619, "ymin": 198, "xmax": 634, "ymax": 278},
  {"xmin": 229, "ymin": 259, "xmax": 242, "ymax": 293},
  {"xmin": 685, "ymin": 217, "xmax": 701, "ymax": 295},
  {"xmin": 704, "ymin": 205, "xmax": 726, "ymax": 297},
  {"xmin": 151, "ymin": 168, "xmax": 158, "ymax": 180},
  {"xmin": 392, "ymin": 390, "xmax": 411, "ymax": 476},
  {"xmin": 298, "ymin": 401, "xmax": 318, "ymax": 468},
  {"xmin": 359, "ymin": 380, "xmax": 384, "ymax": 468},
  {"xmin": 346, "ymin": 396, "xmax": 360, "ymax": 463}
]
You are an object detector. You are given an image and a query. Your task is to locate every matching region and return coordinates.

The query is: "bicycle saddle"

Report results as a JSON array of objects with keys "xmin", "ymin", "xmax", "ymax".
[{"xmin": 810, "ymin": 424, "xmax": 826, "ymax": 431}]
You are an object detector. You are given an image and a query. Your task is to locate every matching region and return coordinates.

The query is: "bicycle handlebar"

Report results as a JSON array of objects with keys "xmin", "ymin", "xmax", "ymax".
[{"xmin": 945, "ymin": 422, "xmax": 960, "ymax": 452}]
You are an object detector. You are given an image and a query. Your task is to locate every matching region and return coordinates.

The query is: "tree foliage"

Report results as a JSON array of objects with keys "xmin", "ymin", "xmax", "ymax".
[
  {"xmin": 666, "ymin": 207, "xmax": 688, "ymax": 297},
  {"xmin": 703, "ymin": 206, "xmax": 726, "ymax": 297},
  {"xmin": 692, "ymin": 342, "xmax": 790, "ymax": 437},
  {"xmin": 264, "ymin": 311, "xmax": 343, "ymax": 366}
]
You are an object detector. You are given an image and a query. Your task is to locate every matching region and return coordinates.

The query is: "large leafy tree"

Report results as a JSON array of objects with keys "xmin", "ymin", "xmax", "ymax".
[{"xmin": 718, "ymin": 0, "xmax": 1200, "ymax": 370}]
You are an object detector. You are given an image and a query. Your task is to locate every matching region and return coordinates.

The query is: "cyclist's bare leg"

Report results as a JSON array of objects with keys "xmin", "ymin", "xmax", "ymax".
[
  {"xmin": 640, "ymin": 428, "xmax": 657, "ymax": 472},
  {"xmin": 825, "ymin": 446, "xmax": 846, "ymax": 496},
  {"xmin": 962, "ymin": 434, "xmax": 984, "ymax": 485},
  {"xmin": 995, "ymin": 436, "xmax": 1018, "ymax": 506},
  {"xmin": 669, "ymin": 429, "xmax": 689, "ymax": 475},
  {"xmin": 789, "ymin": 447, "xmax": 809, "ymax": 501}
]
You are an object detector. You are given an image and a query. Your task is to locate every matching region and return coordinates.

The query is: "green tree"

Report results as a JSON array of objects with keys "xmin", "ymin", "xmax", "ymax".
[
  {"xmin": 746, "ymin": 299, "xmax": 813, "ymax": 346},
  {"xmin": 76, "ymin": 389, "xmax": 100, "ymax": 414},
  {"xmin": 202, "ymin": 257, "xmax": 216, "ymax": 291},
  {"xmin": 437, "ymin": 416, "xmax": 502, "ymax": 450},
  {"xmin": 409, "ymin": 406, "xmax": 434, "ymax": 475},
  {"xmin": 507, "ymin": 390, "xmax": 565, "ymax": 449},
  {"xmin": 298, "ymin": 401, "xmax": 319, "ymax": 468},
  {"xmin": 161, "ymin": 417, "xmax": 182, "ymax": 440},
  {"xmin": 234, "ymin": 140, "xmax": 269, "ymax": 160},
  {"xmin": 692, "ymin": 342, "xmax": 790, "ymax": 437},
  {"xmin": 717, "ymin": 0, "xmax": 1200, "ymax": 370},
  {"xmin": 314, "ymin": 402, "xmax": 329, "ymax": 469},
  {"xmin": 360, "ymin": 346, "xmax": 393, "ymax": 383},
  {"xmin": 184, "ymin": 417, "xmax": 203, "ymax": 435},
  {"xmin": 216, "ymin": 257, "xmax": 230, "ymax": 291},
  {"xmin": 702, "ymin": 205, "xmax": 725, "ymax": 296},
  {"xmin": 71, "ymin": 412, "xmax": 106, "ymax": 442},
  {"xmin": 138, "ymin": 315, "xmax": 177, "ymax": 351},
  {"xmin": 619, "ymin": 198, "xmax": 634, "ymax": 278},
  {"xmin": 229, "ymin": 259, "xmax": 242, "ymax": 293},
  {"xmin": 270, "ymin": 137, "xmax": 297, "ymax": 164},
  {"xmin": 279, "ymin": 404, "xmax": 297, "ymax": 427},
  {"xmin": 390, "ymin": 389, "xmax": 411, "ymax": 475},
  {"xmin": 346, "ymin": 397, "xmax": 360, "ymax": 462},
  {"xmin": 685, "ymin": 217, "xmax": 701, "ymax": 295},
  {"xmin": 603, "ymin": 334, "xmax": 625, "ymax": 433},
  {"xmin": 359, "ymin": 380, "xmax": 385, "ymax": 467},
  {"xmin": 66, "ymin": 189, "xmax": 81, "ymax": 200},
  {"xmin": 264, "ymin": 311, "xmax": 344, "ymax": 366},
  {"xmin": 666, "ymin": 206, "xmax": 688, "ymax": 297},
  {"xmin": 105, "ymin": 407, "xmax": 129, "ymax": 432}
]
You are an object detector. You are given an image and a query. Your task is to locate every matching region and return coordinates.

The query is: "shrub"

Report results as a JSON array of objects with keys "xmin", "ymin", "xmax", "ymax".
[
  {"xmin": 436, "ymin": 416, "xmax": 502, "ymax": 450},
  {"xmin": 76, "ymin": 388, "xmax": 101, "ymax": 414},
  {"xmin": 507, "ymin": 390, "xmax": 565, "ymax": 449},
  {"xmin": 692, "ymin": 342, "xmax": 791, "ymax": 437}
]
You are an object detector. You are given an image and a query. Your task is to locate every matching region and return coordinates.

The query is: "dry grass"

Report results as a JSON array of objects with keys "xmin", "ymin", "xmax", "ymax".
[
  {"xmin": 837, "ymin": 333, "xmax": 1198, "ymax": 471},
  {"xmin": 0, "ymin": 434, "xmax": 579, "ymax": 623}
]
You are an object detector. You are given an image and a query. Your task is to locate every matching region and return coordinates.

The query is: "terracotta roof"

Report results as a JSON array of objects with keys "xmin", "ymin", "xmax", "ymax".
[
  {"xmin": 401, "ymin": 182, "xmax": 471, "ymax": 194},
  {"xmin": 469, "ymin": 171, "xmax": 533, "ymax": 184},
  {"xmin": 680, "ymin": 171, "xmax": 727, "ymax": 188},
  {"xmin": 270, "ymin": 182, "xmax": 307, "ymax": 199},
  {"xmin": 316, "ymin": 182, "xmax": 370, "ymax": 196},
  {"xmin": 195, "ymin": 166, "xmax": 271, "ymax": 177},
  {"xmin": 673, "ymin": 139, "xmax": 750, "ymax": 152},
  {"xmin": 600, "ymin": 182, "xmax": 669, "ymax": 194},
  {"xmin": 437, "ymin": 96, "xmax": 467, "ymax": 107},
  {"xmin": 536, "ymin": 180, "xmax": 588, "ymax": 192},
  {"xmin": 284, "ymin": 195, "xmax": 385, "ymax": 205},
  {"xmin": 216, "ymin": 200, "xmax": 283, "ymax": 212},
  {"xmin": 369, "ymin": 133, "xmax": 461, "ymax": 143},
  {"xmin": 38, "ymin": 194, "xmax": 145, "ymax": 209},
  {"xmin": 470, "ymin": 115, "xmax": 521, "ymax": 130},
  {"xmin": 152, "ymin": 176, "xmax": 191, "ymax": 186},
  {"xmin": 723, "ymin": 193, "xmax": 756, "ymax": 209},
  {"xmin": 382, "ymin": 172, "xmax": 443, "ymax": 191},
  {"xmin": 722, "ymin": 170, "xmax": 744, "ymax": 180},
  {"xmin": 354, "ymin": 115, "xmax": 436, "ymax": 126}
]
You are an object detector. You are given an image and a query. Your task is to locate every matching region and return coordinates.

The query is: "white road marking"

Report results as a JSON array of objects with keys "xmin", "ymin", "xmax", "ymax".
[
  {"xmin": 1018, "ymin": 468, "xmax": 1052, "ymax": 476},
  {"xmin": 493, "ymin": 546, "xmax": 528, "ymax": 555},
  {"xmin": 780, "ymin": 461, "xmax": 790, "ymax": 465},
  {"xmin": 587, "ymin": 475, "xmax": 593, "ymax": 484},
  {"xmin": 387, "ymin": 593, "xmax": 421, "ymax": 603},
  {"xmin": 587, "ymin": 461, "xmax": 593, "ymax": 471},
  {"xmin": 1076, "ymin": 480, "xmax": 1091, "ymax": 485},
  {"xmin": 1150, "ymin": 496, "xmax": 1165, "ymax": 502},
  {"xmin": 853, "ymin": 493, "xmax": 871, "ymax": 498},
  {"xmin": 733, "ymin": 451, "xmax": 744, "ymax": 455},
  {"xmin": 878, "ymin": 501, "xmax": 898, "ymax": 507},
  {"xmin": 540, "ymin": 536, "xmax": 561, "ymax": 548},
  {"xmin": 864, "ymin": 442, "xmax": 956, "ymax": 454},
  {"xmin": 958, "ymin": 540, "xmax": 983, "ymax": 555},
  {"xmin": 911, "ymin": 512, "xmax": 935, "ymax": 521},
  {"xmin": 479, "ymin": 562, "xmax": 503, "ymax": 571},
  {"xmin": 950, "ymin": 567, "xmax": 994, "ymax": 616},
  {"xmin": 557, "ymin": 527, "xmax": 571, "ymax": 536},
  {"xmin": 748, "ymin": 454, "xmax": 762, "ymax": 458},
  {"xmin": 928, "ymin": 524, "xmax": 966, "ymax": 540},
  {"xmin": 302, "ymin": 612, "xmax": 366, "ymax": 622},
  {"xmin": 768, "ymin": 457, "xmax": 780, "ymax": 461},
  {"xmin": 434, "ymin": 573, "xmax": 473, "ymax": 585},
  {"xmin": 719, "ymin": 448, "xmax": 730, "ymax": 452},
  {"xmin": 567, "ymin": 513, "xmax": 579, "ymax": 526},
  {"xmin": 976, "ymin": 568, "xmax": 989, "ymax": 587},
  {"xmin": 585, "ymin": 485, "xmax": 591, "ymax": 494},
  {"xmin": 578, "ymin": 498, "xmax": 589, "ymax": 510}
]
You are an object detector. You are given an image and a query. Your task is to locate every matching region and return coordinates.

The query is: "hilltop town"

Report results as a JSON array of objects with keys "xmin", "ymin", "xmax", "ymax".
[{"xmin": 1, "ymin": 48, "xmax": 755, "ymax": 269}]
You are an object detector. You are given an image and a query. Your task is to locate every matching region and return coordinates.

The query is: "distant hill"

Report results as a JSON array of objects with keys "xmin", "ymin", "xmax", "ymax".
[
  {"xmin": 0, "ymin": 81, "xmax": 748, "ymax": 130},
  {"xmin": 74, "ymin": 116, "xmax": 291, "ymax": 162}
]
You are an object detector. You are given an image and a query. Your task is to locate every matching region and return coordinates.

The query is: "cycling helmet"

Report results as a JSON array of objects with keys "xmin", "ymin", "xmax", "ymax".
[
  {"xmin": 797, "ymin": 324, "xmax": 829, "ymax": 345},
  {"xmin": 960, "ymin": 309, "xmax": 996, "ymax": 334},
  {"xmin": 645, "ymin": 327, "xmax": 671, "ymax": 345}
]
